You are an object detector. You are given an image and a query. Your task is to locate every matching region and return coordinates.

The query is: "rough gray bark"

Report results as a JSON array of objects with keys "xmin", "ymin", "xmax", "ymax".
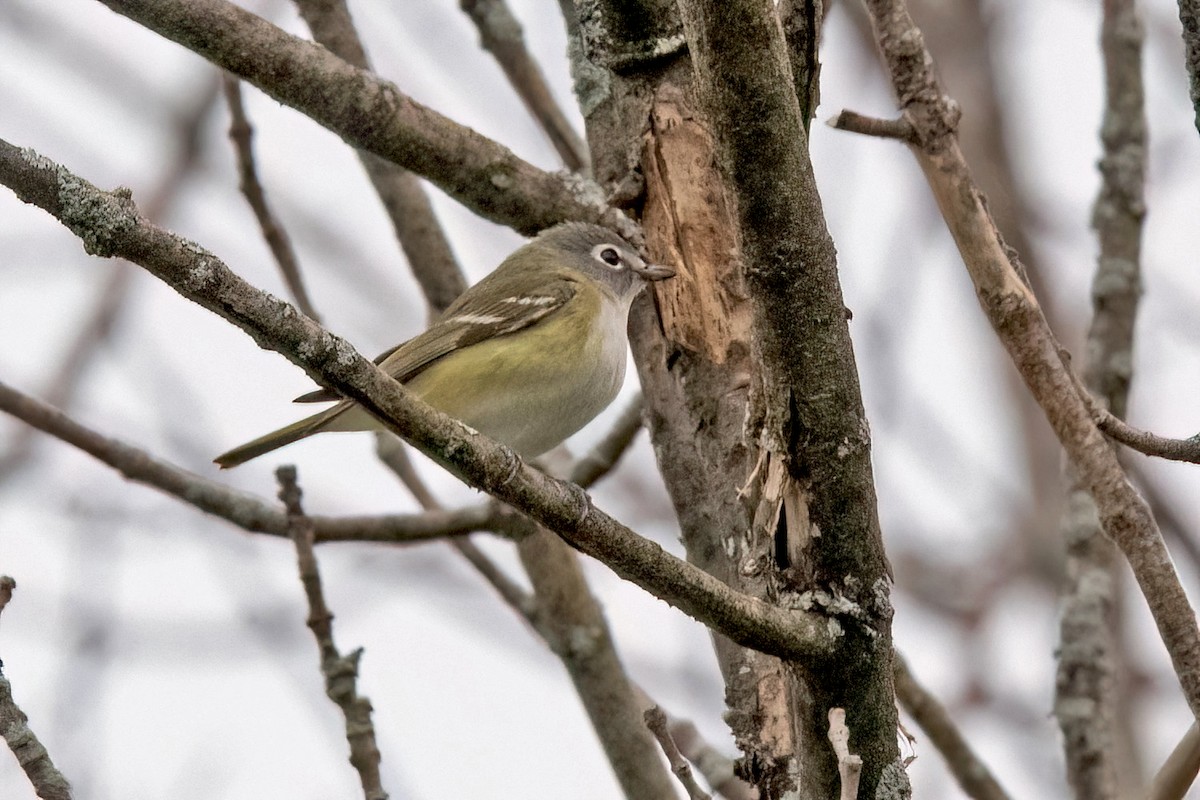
[
  {"xmin": 569, "ymin": 1, "xmax": 900, "ymax": 796},
  {"xmin": 1178, "ymin": 0, "xmax": 1200, "ymax": 135},
  {"xmin": 854, "ymin": 0, "xmax": 1200, "ymax": 727},
  {"xmin": 99, "ymin": 0, "xmax": 618, "ymax": 236},
  {"xmin": 1055, "ymin": 1, "xmax": 1147, "ymax": 796},
  {"xmin": 568, "ymin": 2, "xmax": 814, "ymax": 796},
  {"xmin": 678, "ymin": 2, "xmax": 897, "ymax": 796}
]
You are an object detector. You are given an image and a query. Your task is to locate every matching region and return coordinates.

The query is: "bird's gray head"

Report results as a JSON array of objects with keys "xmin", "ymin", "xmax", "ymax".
[{"xmin": 534, "ymin": 222, "xmax": 675, "ymax": 303}]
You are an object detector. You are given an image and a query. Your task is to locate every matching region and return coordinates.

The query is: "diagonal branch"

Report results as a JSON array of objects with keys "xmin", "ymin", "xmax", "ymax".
[
  {"xmin": 854, "ymin": 0, "xmax": 1200, "ymax": 720},
  {"xmin": 0, "ymin": 139, "xmax": 837, "ymax": 663},
  {"xmin": 291, "ymin": 0, "xmax": 468, "ymax": 313},
  {"xmin": 0, "ymin": 378, "xmax": 498, "ymax": 544},
  {"xmin": 277, "ymin": 467, "xmax": 387, "ymax": 800},
  {"xmin": 460, "ymin": 0, "xmax": 590, "ymax": 171},
  {"xmin": 0, "ymin": 578, "xmax": 74, "ymax": 800},
  {"xmin": 893, "ymin": 654, "xmax": 1011, "ymax": 800},
  {"xmin": 96, "ymin": 0, "xmax": 624, "ymax": 237},
  {"xmin": 222, "ymin": 74, "xmax": 321, "ymax": 322}
]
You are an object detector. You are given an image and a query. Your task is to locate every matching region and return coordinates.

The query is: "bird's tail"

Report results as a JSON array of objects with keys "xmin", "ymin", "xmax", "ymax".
[{"xmin": 213, "ymin": 403, "xmax": 352, "ymax": 469}]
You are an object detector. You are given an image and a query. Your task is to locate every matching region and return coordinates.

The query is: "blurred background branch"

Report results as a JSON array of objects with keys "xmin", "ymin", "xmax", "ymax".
[{"xmin": 2, "ymin": 1, "xmax": 1199, "ymax": 797}]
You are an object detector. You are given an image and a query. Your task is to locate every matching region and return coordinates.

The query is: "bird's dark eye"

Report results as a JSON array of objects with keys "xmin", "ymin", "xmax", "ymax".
[{"xmin": 599, "ymin": 247, "xmax": 621, "ymax": 266}]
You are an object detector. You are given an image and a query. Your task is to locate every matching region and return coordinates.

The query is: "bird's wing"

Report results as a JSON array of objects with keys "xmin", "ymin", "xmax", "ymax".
[
  {"xmin": 291, "ymin": 344, "xmax": 409, "ymax": 403},
  {"xmin": 293, "ymin": 273, "xmax": 578, "ymax": 403}
]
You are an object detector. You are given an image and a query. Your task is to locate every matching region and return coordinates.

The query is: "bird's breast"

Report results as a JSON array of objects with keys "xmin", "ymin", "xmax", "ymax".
[{"xmin": 405, "ymin": 285, "xmax": 630, "ymax": 457}]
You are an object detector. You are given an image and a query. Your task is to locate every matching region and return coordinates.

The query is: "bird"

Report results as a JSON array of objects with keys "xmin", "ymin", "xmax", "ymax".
[{"xmin": 213, "ymin": 222, "xmax": 674, "ymax": 469}]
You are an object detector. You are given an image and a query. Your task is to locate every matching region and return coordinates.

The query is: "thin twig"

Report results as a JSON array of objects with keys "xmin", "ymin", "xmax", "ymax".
[
  {"xmin": 828, "ymin": 110, "xmax": 917, "ymax": 143},
  {"xmin": 826, "ymin": 708, "xmax": 862, "ymax": 800},
  {"xmin": 460, "ymin": 0, "xmax": 589, "ymax": 170},
  {"xmin": 893, "ymin": 653, "xmax": 1011, "ymax": 800},
  {"xmin": 645, "ymin": 706, "xmax": 713, "ymax": 800},
  {"xmin": 0, "ymin": 378, "xmax": 498, "ymax": 543},
  {"xmin": 1145, "ymin": 721, "xmax": 1200, "ymax": 800},
  {"xmin": 277, "ymin": 466, "xmax": 387, "ymax": 800},
  {"xmin": 1094, "ymin": 410, "xmax": 1200, "ymax": 464},
  {"xmin": 0, "ymin": 579, "xmax": 74, "ymax": 800},
  {"xmin": 638, "ymin": 702, "xmax": 756, "ymax": 800},
  {"xmin": 0, "ymin": 79, "xmax": 221, "ymax": 480},
  {"xmin": 291, "ymin": 0, "xmax": 468, "ymax": 313},
  {"xmin": 221, "ymin": 74, "xmax": 320, "ymax": 321},
  {"xmin": 856, "ymin": 0, "xmax": 1200, "ymax": 721},
  {"xmin": 1070, "ymin": 371, "xmax": 1200, "ymax": 465}
]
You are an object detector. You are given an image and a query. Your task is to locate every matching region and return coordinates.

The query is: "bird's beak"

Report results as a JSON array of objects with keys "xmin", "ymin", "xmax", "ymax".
[{"xmin": 634, "ymin": 262, "xmax": 675, "ymax": 281}]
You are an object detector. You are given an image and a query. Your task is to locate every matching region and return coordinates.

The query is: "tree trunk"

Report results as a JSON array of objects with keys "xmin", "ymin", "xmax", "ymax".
[{"xmin": 569, "ymin": 1, "xmax": 902, "ymax": 796}]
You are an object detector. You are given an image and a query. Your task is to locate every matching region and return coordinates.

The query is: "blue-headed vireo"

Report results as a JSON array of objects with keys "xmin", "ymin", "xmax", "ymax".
[{"xmin": 214, "ymin": 222, "xmax": 674, "ymax": 468}]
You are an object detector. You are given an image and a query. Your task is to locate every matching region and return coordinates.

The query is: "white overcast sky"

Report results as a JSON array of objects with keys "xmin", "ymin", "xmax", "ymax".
[{"xmin": 2, "ymin": 1, "xmax": 1200, "ymax": 798}]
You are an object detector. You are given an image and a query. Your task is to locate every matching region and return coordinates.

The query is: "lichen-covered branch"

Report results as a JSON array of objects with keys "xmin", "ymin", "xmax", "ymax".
[
  {"xmin": 855, "ymin": 0, "xmax": 1200, "ymax": 720},
  {"xmin": 0, "ymin": 579, "xmax": 74, "ymax": 800},
  {"xmin": 0, "ymin": 138, "xmax": 838, "ymax": 662},
  {"xmin": 291, "ymin": 0, "xmax": 468, "ymax": 313},
  {"xmin": 1178, "ymin": 0, "xmax": 1200, "ymax": 136},
  {"xmin": 677, "ymin": 0, "xmax": 898, "ymax": 795},
  {"xmin": 1055, "ymin": 2, "xmax": 1147, "ymax": 795},
  {"xmin": 96, "ymin": 0, "xmax": 621, "ymax": 236}
]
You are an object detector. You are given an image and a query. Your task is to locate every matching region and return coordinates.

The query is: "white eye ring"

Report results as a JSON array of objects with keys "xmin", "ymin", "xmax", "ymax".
[{"xmin": 592, "ymin": 244, "xmax": 625, "ymax": 270}]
